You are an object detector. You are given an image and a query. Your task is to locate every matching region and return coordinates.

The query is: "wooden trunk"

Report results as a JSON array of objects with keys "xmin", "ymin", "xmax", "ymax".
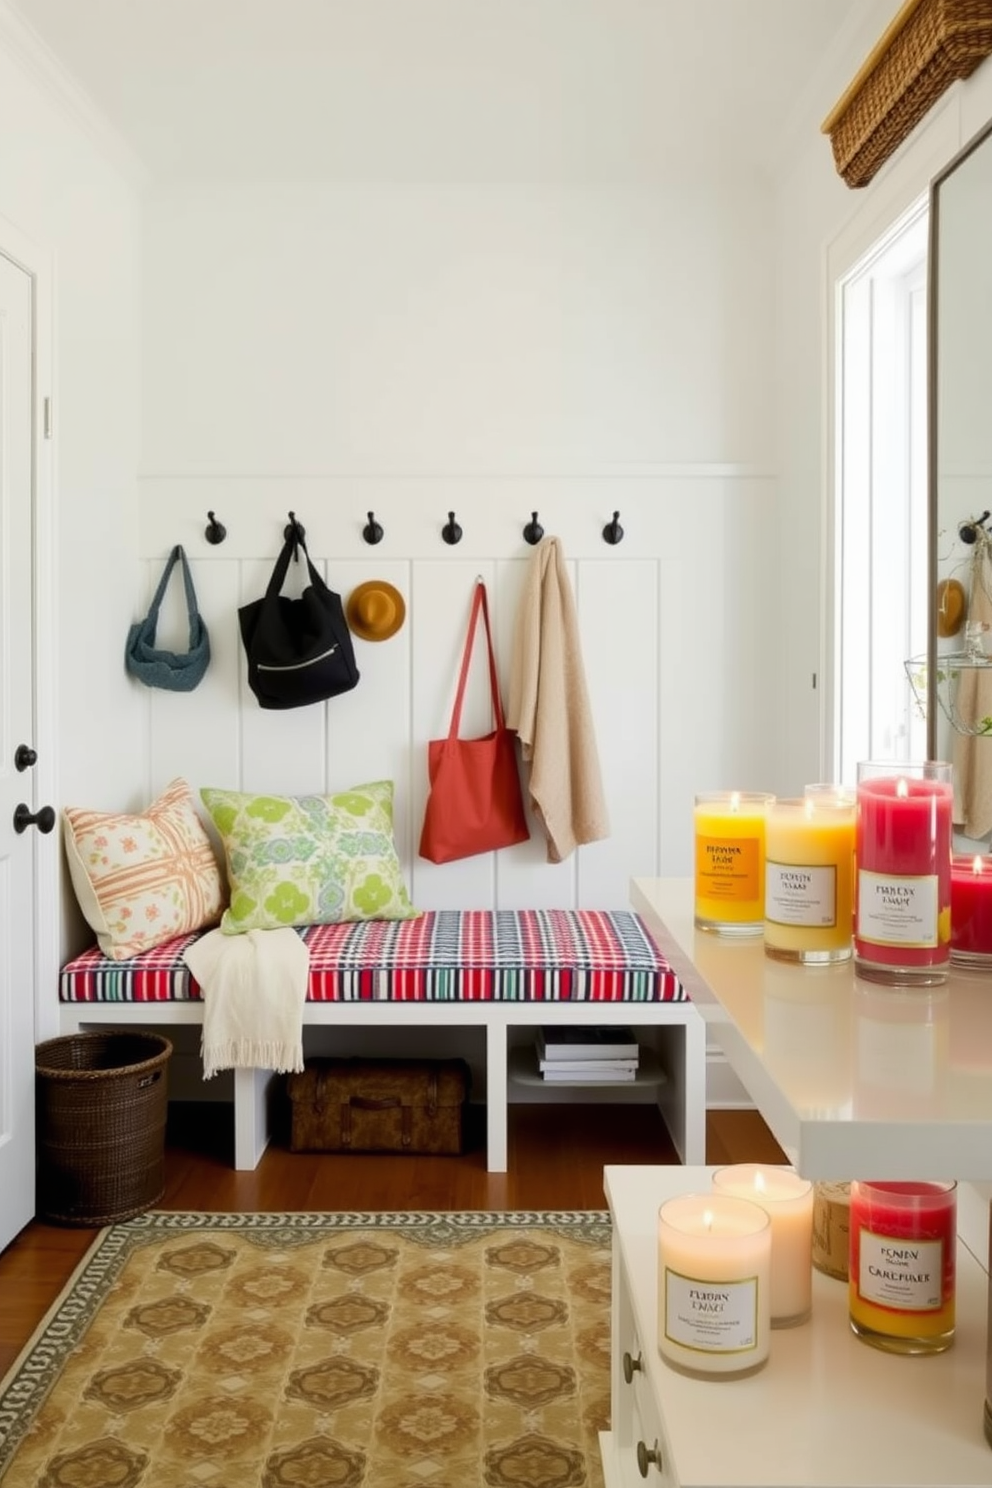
[{"xmin": 287, "ymin": 1058, "xmax": 470, "ymax": 1155}]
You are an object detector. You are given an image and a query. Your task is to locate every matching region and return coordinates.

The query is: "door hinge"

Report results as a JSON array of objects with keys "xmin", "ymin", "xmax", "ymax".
[{"xmin": 43, "ymin": 397, "xmax": 52, "ymax": 439}]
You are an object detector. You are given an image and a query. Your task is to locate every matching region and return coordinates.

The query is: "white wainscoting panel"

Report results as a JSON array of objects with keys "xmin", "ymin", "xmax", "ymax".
[{"xmin": 574, "ymin": 558, "xmax": 658, "ymax": 906}]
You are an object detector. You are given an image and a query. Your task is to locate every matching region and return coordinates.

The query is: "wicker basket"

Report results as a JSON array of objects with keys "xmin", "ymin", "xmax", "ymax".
[
  {"xmin": 822, "ymin": 0, "xmax": 992, "ymax": 188},
  {"xmin": 35, "ymin": 1032, "xmax": 172, "ymax": 1226}
]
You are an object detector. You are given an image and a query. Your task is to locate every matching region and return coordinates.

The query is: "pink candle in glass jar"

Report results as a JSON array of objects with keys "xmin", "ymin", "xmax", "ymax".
[
  {"xmin": 950, "ymin": 854, "xmax": 992, "ymax": 964},
  {"xmin": 854, "ymin": 764, "xmax": 953, "ymax": 985}
]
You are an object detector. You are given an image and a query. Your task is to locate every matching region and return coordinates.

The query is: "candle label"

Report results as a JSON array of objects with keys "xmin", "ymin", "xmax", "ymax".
[
  {"xmin": 765, "ymin": 862, "xmax": 837, "ymax": 927},
  {"xmin": 663, "ymin": 1269, "xmax": 760, "ymax": 1353},
  {"xmin": 696, "ymin": 837, "xmax": 760, "ymax": 903},
  {"xmin": 857, "ymin": 1230, "xmax": 943, "ymax": 1312},
  {"xmin": 857, "ymin": 871, "xmax": 938, "ymax": 947}
]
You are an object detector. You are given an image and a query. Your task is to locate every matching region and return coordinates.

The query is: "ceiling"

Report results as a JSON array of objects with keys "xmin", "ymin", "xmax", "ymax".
[{"xmin": 8, "ymin": 0, "xmax": 871, "ymax": 184}]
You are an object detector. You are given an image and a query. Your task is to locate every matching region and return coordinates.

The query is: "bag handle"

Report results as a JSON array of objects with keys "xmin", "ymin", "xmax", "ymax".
[
  {"xmin": 144, "ymin": 545, "xmax": 201, "ymax": 646},
  {"xmin": 264, "ymin": 533, "xmax": 326, "ymax": 601},
  {"xmin": 447, "ymin": 580, "xmax": 505, "ymax": 741}
]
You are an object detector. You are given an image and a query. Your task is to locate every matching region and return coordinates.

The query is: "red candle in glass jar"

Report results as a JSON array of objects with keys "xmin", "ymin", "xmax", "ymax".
[
  {"xmin": 951, "ymin": 854, "xmax": 992, "ymax": 962},
  {"xmin": 849, "ymin": 1180, "xmax": 956, "ymax": 1354},
  {"xmin": 854, "ymin": 766, "xmax": 953, "ymax": 980}
]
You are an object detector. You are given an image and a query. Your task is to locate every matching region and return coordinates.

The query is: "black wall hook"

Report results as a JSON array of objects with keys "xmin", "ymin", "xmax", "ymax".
[
  {"xmin": 523, "ymin": 512, "xmax": 544, "ymax": 545},
  {"xmin": 204, "ymin": 510, "xmax": 227, "ymax": 545},
  {"xmin": 363, "ymin": 511, "xmax": 384, "ymax": 545},
  {"xmin": 959, "ymin": 510, "xmax": 991, "ymax": 544},
  {"xmin": 442, "ymin": 511, "xmax": 463, "ymax": 545},
  {"xmin": 284, "ymin": 511, "xmax": 306, "ymax": 553},
  {"xmin": 602, "ymin": 510, "xmax": 624, "ymax": 545}
]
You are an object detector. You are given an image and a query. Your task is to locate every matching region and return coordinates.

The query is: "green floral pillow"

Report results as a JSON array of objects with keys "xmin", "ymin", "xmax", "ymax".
[{"xmin": 200, "ymin": 780, "xmax": 420, "ymax": 934}]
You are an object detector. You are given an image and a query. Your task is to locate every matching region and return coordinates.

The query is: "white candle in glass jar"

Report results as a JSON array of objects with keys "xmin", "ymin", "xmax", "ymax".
[
  {"xmin": 712, "ymin": 1164, "xmax": 814, "ymax": 1326},
  {"xmin": 657, "ymin": 1193, "xmax": 771, "ymax": 1377}
]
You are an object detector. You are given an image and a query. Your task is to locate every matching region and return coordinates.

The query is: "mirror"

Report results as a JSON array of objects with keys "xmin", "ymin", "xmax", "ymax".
[{"xmin": 928, "ymin": 117, "xmax": 992, "ymax": 850}]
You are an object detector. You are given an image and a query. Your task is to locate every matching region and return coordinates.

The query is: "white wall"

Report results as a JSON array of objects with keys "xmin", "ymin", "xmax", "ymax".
[
  {"xmin": 136, "ymin": 177, "xmax": 781, "ymax": 913},
  {"xmin": 0, "ymin": 15, "xmax": 145, "ymax": 960}
]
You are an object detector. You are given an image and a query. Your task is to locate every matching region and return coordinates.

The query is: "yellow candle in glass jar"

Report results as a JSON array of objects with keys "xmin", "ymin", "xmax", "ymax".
[
  {"xmin": 763, "ymin": 796, "xmax": 855, "ymax": 964},
  {"xmin": 694, "ymin": 792, "xmax": 773, "ymax": 934}
]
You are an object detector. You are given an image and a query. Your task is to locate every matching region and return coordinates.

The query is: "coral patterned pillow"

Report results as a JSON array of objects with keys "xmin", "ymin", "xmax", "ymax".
[
  {"xmin": 63, "ymin": 778, "xmax": 225, "ymax": 960},
  {"xmin": 200, "ymin": 779, "xmax": 419, "ymax": 933}
]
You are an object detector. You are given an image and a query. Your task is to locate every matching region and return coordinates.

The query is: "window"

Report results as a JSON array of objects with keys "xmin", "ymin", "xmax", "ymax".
[{"xmin": 832, "ymin": 200, "xmax": 929, "ymax": 784}]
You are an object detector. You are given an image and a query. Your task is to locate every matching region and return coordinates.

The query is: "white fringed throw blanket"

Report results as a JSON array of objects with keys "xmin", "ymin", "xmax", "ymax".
[{"xmin": 183, "ymin": 927, "xmax": 309, "ymax": 1078}]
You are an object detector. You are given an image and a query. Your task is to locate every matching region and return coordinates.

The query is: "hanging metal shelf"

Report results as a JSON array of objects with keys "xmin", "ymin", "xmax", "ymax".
[{"xmin": 905, "ymin": 653, "xmax": 992, "ymax": 737}]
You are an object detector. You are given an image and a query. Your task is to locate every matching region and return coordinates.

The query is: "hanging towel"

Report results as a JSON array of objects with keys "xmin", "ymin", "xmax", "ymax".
[
  {"xmin": 184, "ymin": 927, "xmax": 310, "ymax": 1078},
  {"xmin": 952, "ymin": 535, "xmax": 992, "ymax": 840},
  {"xmin": 507, "ymin": 535, "xmax": 609, "ymax": 862}
]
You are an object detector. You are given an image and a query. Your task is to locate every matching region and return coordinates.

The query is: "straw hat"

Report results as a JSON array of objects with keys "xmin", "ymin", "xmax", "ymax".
[
  {"xmin": 346, "ymin": 580, "xmax": 406, "ymax": 642},
  {"xmin": 936, "ymin": 578, "xmax": 966, "ymax": 638}
]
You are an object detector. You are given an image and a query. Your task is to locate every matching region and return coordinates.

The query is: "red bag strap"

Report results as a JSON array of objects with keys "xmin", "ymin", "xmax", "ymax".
[{"xmin": 447, "ymin": 581, "xmax": 505, "ymax": 740}]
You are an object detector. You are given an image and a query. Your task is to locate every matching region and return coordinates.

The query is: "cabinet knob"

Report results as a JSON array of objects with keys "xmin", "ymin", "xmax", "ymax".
[
  {"xmin": 637, "ymin": 1439, "xmax": 662, "ymax": 1478},
  {"xmin": 622, "ymin": 1350, "xmax": 643, "ymax": 1384}
]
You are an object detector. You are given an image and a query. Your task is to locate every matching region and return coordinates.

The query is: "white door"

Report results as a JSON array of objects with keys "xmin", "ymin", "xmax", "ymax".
[{"xmin": 0, "ymin": 250, "xmax": 39, "ymax": 1250}]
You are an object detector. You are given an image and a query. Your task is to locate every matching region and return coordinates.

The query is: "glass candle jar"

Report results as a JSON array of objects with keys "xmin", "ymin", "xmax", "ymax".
[
  {"xmin": 764, "ymin": 796, "xmax": 855, "ymax": 964},
  {"xmin": 804, "ymin": 782, "xmax": 856, "ymax": 806},
  {"xmin": 693, "ymin": 792, "xmax": 774, "ymax": 935},
  {"xmin": 657, "ymin": 1192, "xmax": 771, "ymax": 1378},
  {"xmin": 848, "ymin": 1179, "xmax": 956, "ymax": 1355},
  {"xmin": 950, "ymin": 854, "xmax": 992, "ymax": 968},
  {"xmin": 812, "ymin": 1181, "xmax": 851, "ymax": 1281},
  {"xmin": 711, "ymin": 1164, "xmax": 814, "ymax": 1327},
  {"xmin": 854, "ymin": 761, "xmax": 954, "ymax": 986}
]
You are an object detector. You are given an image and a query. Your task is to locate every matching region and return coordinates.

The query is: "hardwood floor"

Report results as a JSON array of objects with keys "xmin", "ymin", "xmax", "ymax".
[{"xmin": 0, "ymin": 1101, "xmax": 785, "ymax": 1379}]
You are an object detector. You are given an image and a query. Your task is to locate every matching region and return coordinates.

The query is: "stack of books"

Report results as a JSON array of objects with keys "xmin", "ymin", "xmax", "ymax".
[{"xmin": 535, "ymin": 1026, "xmax": 640, "ymax": 1082}]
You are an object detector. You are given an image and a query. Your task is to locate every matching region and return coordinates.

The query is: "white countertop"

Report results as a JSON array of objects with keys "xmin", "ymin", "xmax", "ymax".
[{"xmin": 632, "ymin": 877, "xmax": 992, "ymax": 1182}]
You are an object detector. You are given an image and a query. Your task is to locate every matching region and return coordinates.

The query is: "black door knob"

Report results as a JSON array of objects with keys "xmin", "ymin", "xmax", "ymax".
[
  {"xmin": 14, "ymin": 744, "xmax": 37, "ymax": 772},
  {"xmin": 13, "ymin": 803, "xmax": 56, "ymax": 835}
]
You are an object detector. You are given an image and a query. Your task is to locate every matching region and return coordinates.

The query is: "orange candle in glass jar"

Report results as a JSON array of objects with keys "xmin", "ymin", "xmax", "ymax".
[{"xmin": 694, "ymin": 792, "xmax": 773, "ymax": 935}]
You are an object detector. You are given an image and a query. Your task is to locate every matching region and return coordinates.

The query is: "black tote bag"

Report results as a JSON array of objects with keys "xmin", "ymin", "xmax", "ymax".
[{"xmin": 238, "ymin": 534, "xmax": 360, "ymax": 709}]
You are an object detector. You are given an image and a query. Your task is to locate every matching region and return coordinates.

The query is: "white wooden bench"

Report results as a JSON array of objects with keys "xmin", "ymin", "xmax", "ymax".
[{"xmin": 58, "ymin": 909, "xmax": 707, "ymax": 1174}]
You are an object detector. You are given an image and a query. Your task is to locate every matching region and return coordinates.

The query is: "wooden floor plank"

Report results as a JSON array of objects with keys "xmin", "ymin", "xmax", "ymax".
[{"xmin": 0, "ymin": 1102, "xmax": 785, "ymax": 1379}]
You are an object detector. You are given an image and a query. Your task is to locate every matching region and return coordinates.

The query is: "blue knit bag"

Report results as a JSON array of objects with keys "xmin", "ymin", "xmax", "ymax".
[{"xmin": 125, "ymin": 545, "xmax": 210, "ymax": 692}]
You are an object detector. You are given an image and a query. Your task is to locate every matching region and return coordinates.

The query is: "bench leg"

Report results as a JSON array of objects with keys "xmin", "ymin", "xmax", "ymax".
[
  {"xmin": 233, "ymin": 1068, "xmax": 275, "ymax": 1170},
  {"xmin": 486, "ymin": 1024, "xmax": 508, "ymax": 1173},
  {"xmin": 655, "ymin": 1012, "xmax": 707, "ymax": 1166}
]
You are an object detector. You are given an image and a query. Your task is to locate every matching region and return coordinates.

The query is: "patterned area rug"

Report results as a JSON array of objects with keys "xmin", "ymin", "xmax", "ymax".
[{"xmin": 0, "ymin": 1211, "xmax": 612, "ymax": 1488}]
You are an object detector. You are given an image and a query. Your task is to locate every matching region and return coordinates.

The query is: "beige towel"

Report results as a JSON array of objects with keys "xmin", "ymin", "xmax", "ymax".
[
  {"xmin": 507, "ymin": 535, "xmax": 609, "ymax": 862},
  {"xmin": 184, "ymin": 927, "xmax": 309, "ymax": 1078},
  {"xmin": 953, "ymin": 538, "xmax": 992, "ymax": 839}
]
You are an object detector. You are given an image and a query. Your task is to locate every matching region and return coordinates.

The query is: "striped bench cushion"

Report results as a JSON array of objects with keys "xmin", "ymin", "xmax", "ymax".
[{"xmin": 59, "ymin": 909, "xmax": 684, "ymax": 1005}]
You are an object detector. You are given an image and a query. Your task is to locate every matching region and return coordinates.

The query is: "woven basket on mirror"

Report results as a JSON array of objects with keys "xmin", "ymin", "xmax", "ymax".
[
  {"xmin": 35, "ymin": 1031, "xmax": 172, "ymax": 1226},
  {"xmin": 823, "ymin": 0, "xmax": 992, "ymax": 188}
]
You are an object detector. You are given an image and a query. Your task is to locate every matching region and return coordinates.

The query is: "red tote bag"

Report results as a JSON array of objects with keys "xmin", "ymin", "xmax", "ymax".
[{"xmin": 419, "ymin": 581, "xmax": 530, "ymax": 865}]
